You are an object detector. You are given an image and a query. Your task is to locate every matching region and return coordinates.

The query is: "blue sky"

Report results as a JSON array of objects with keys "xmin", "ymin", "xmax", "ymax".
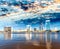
[
  {"xmin": 0, "ymin": 17, "xmax": 60, "ymax": 31},
  {"xmin": 0, "ymin": 0, "xmax": 60, "ymax": 30}
]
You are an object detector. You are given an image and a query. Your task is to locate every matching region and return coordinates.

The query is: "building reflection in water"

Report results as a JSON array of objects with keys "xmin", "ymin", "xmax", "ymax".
[
  {"xmin": 54, "ymin": 27, "xmax": 58, "ymax": 40},
  {"xmin": 45, "ymin": 31, "xmax": 52, "ymax": 49},
  {"xmin": 55, "ymin": 33, "xmax": 58, "ymax": 40},
  {"xmin": 3, "ymin": 26, "xmax": 59, "ymax": 49},
  {"xmin": 45, "ymin": 19, "xmax": 52, "ymax": 49},
  {"xmin": 32, "ymin": 28, "xmax": 40, "ymax": 46},
  {"xmin": 25, "ymin": 25, "xmax": 32, "ymax": 41},
  {"xmin": 25, "ymin": 31, "xmax": 32, "ymax": 41}
]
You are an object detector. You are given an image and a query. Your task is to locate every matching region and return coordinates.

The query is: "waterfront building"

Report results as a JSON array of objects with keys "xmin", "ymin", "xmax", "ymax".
[
  {"xmin": 39, "ymin": 23, "xmax": 44, "ymax": 31},
  {"xmin": 45, "ymin": 19, "xmax": 50, "ymax": 30},
  {"xmin": 4, "ymin": 27, "xmax": 11, "ymax": 40}
]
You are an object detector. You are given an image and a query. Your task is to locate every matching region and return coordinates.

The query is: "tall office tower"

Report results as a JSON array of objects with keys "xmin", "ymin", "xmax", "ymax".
[
  {"xmin": 26, "ymin": 25, "xmax": 31, "ymax": 31},
  {"xmin": 34, "ymin": 28, "xmax": 37, "ymax": 32},
  {"xmin": 39, "ymin": 23, "xmax": 44, "ymax": 31},
  {"xmin": 45, "ymin": 19, "xmax": 50, "ymax": 30}
]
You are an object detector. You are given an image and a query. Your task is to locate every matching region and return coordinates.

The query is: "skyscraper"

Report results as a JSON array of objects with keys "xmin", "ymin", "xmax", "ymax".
[
  {"xmin": 45, "ymin": 19, "xmax": 50, "ymax": 30},
  {"xmin": 39, "ymin": 23, "xmax": 44, "ymax": 31}
]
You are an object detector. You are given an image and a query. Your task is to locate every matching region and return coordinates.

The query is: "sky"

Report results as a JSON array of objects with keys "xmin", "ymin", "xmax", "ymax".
[{"xmin": 0, "ymin": 0, "xmax": 60, "ymax": 30}]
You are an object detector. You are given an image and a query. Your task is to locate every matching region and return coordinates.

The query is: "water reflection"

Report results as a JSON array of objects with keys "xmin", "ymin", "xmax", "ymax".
[
  {"xmin": 0, "ymin": 31, "xmax": 60, "ymax": 49},
  {"xmin": 25, "ymin": 33, "xmax": 32, "ymax": 41},
  {"xmin": 55, "ymin": 33, "xmax": 58, "ymax": 40},
  {"xmin": 40, "ymin": 33, "xmax": 45, "ymax": 42},
  {"xmin": 25, "ymin": 34, "xmax": 32, "ymax": 40},
  {"xmin": 0, "ymin": 32, "xmax": 59, "ymax": 41},
  {"xmin": 45, "ymin": 31, "xmax": 52, "ymax": 49}
]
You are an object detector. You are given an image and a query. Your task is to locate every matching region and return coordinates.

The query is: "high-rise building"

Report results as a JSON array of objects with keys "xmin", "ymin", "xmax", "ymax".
[
  {"xmin": 26, "ymin": 25, "xmax": 32, "ymax": 31},
  {"xmin": 45, "ymin": 19, "xmax": 50, "ymax": 30},
  {"xmin": 39, "ymin": 23, "xmax": 44, "ymax": 31}
]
